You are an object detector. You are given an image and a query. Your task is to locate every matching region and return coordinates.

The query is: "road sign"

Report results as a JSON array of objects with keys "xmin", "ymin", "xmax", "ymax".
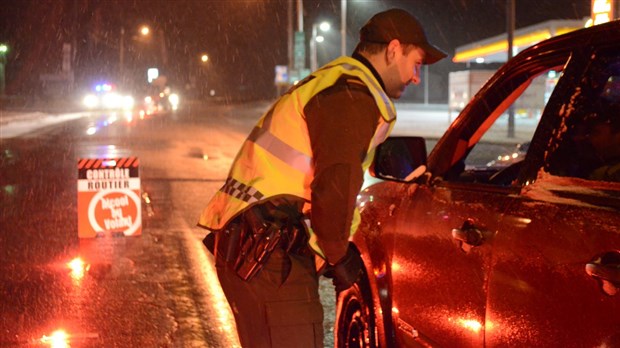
[
  {"xmin": 77, "ymin": 157, "xmax": 142, "ymax": 238},
  {"xmin": 275, "ymin": 65, "xmax": 288, "ymax": 86},
  {"xmin": 294, "ymin": 31, "xmax": 306, "ymax": 71}
]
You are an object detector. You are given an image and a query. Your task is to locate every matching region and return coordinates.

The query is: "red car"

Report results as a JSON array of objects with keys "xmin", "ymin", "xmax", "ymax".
[{"xmin": 336, "ymin": 21, "xmax": 620, "ymax": 347}]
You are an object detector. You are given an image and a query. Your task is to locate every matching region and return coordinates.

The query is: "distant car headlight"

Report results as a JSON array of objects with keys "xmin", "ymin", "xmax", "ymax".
[
  {"xmin": 102, "ymin": 92, "xmax": 122, "ymax": 109},
  {"xmin": 83, "ymin": 94, "xmax": 99, "ymax": 109},
  {"xmin": 122, "ymin": 96, "xmax": 135, "ymax": 110},
  {"xmin": 168, "ymin": 93, "xmax": 179, "ymax": 109}
]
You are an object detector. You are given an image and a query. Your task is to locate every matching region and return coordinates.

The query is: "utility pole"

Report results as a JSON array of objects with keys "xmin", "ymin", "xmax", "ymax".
[
  {"xmin": 424, "ymin": 65, "xmax": 429, "ymax": 104},
  {"xmin": 341, "ymin": 0, "xmax": 346, "ymax": 56},
  {"xmin": 297, "ymin": 0, "xmax": 303, "ymax": 37},
  {"xmin": 71, "ymin": 0, "xmax": 78, "ymax": 92},
  {"xmin": 159, "ymin": 28, "xmax": 168, "ymax": 68},
  {"xmin": 119, "ymin": 27, "xmax": 125, "ymax": 85},
  {"xmin": 288, "ymin": 0, "xmax": 293, "ymax": 71}
]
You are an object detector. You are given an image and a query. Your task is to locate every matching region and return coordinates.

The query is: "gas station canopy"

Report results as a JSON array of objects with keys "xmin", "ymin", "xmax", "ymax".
[{"xmin": 453, "ymin": 19, "xmax": 587, "ymax": 64}]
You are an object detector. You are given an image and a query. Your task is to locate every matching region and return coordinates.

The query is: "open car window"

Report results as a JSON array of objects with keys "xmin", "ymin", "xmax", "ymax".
[{"xmin": 443, "ymin": 67, "xmax": 563, "ymax": 186}]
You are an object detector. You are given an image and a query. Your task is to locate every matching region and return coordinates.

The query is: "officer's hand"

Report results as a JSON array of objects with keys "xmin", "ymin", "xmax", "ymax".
[{"xmin": 323, "ymin": 243, "xmax": 363, "ymax": 292}]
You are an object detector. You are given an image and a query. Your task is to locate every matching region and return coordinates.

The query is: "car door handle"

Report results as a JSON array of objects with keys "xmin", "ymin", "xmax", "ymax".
[
  {"xmin": 585, "ymin": 251, "xmax": 620, "ymax": 296},
  {"xmin": 452, "ymin": 219, "xmax": 484, "ymax": 253}
]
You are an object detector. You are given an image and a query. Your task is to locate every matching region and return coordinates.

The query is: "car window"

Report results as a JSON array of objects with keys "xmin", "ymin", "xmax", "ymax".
[
  {"xmin": 443, "ymin": 67, "xmax": 562, "ymax": 185},
  {"xmin": 546, "ymin": 48, "xmax": 620, "ymax": 183}
]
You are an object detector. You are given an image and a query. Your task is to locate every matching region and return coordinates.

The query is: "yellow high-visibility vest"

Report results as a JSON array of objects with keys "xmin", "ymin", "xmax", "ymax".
[{"xmin": 198, "ymin": 56, "xmax": 396, "ymax": 258}]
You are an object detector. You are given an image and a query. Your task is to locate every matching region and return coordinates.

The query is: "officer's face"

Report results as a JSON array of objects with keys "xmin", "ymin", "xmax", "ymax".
[{"xmin": 384, "ymin": 43, "xmax": 425, "ymax": 99}]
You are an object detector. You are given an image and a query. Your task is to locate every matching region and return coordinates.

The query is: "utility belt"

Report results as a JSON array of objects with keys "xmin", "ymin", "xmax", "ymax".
[{"xmin": 203, "ymin": 199, "xmax": 310, "ymax": 282}]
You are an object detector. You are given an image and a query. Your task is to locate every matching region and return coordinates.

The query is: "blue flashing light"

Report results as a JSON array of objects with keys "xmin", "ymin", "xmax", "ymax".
[{"xmin": 94, "ymin": 83, "xmax": 114, "ymax": 93}]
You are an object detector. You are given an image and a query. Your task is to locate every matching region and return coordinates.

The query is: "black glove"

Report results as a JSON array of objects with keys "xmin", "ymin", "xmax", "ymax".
[{"xmin": 322, "ymin": 243, "xmax": 363, "ymax": 292}]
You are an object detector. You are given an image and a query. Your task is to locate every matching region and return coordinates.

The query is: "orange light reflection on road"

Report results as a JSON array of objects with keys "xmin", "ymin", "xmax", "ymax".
[
  {"xmin": 457, "ymin": 318, "xmax": 483, "ymax": 333},
  {"xmin": 67, "ymin": 257, "xmax": 89, "ymax": 281},
  {"xmin": 40, "ymin": 329, "xmax": 69, "ymax": 348},
  {"xmin": 189, "ymin": 234, "xmax": 240, "ymax": 347},
  {"xmin": 196, "ymin": 249, "xmax": 237, "ymax": 335}
]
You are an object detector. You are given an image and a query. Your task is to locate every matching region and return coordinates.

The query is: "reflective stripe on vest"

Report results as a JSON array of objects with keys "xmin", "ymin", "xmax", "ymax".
[
  {"xmin": 247, "ymin": 107, "xmax": 313, "ymax": 174},
  {"xmin": 220, "ymin": 177, "xmax": 265, "ymax": 204}
]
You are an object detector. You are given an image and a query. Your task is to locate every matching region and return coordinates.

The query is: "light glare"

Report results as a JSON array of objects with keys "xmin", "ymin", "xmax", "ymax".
[
  {"xmin": 67, "ymin": 257, "xmax": 89, "ymax": 281},
  {"xmin": 168, "ymin": 93, "xmax": 179, "ymax": 110},
  {"xmin": 82, "ymin": 94, "xmax": 98, "ymax": 109},
  {"xmin": 458, "ymin": 319, "xmax": 483, "ymax": 333},
  {"xmin": 40, "ymin": 329, "xmax": 69, "ymax": 348}
]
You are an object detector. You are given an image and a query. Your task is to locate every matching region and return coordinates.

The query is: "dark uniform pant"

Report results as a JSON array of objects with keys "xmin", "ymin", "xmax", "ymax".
[{"xmin": 214, "ymin": 236, "xmax": 324, "ymax": 348}]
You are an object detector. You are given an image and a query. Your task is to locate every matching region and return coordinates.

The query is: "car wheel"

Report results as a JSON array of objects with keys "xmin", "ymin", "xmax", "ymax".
[{"xmin": 335, "ymin": 274, "xmax": 377, "ymax": 348}]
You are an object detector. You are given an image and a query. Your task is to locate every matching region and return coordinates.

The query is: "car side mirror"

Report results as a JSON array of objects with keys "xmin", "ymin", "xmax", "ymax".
[{"xmin": 370, "ymin": 136, "xmax": 428, "ymax": 182}]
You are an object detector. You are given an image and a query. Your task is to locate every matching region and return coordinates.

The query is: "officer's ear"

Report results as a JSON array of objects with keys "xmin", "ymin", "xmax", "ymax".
[{"xmin": 385, "ymin": 39, "xmax": 402, "ymax": 64}]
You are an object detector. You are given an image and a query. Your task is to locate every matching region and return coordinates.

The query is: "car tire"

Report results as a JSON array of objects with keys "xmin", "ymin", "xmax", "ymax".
[{"xmin": 334, "ymin": 272, "xmax": 377, "ymax": 348}]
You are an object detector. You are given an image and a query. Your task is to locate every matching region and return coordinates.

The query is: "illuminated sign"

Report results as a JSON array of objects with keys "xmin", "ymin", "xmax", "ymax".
[
  {"xmin": 147, "ymin": 68, "xmax": 159, "ymax": 83},
  {"xmin": 591, "ymin": 0, "xmax": 615, "ymax": 25},
  {"xmin": 275, "ymin": 65, "xmax": 288, "ymax": 85},
  {"xmin": 77, "ymin": 157, "xmax": 142, "ymax": 238}
]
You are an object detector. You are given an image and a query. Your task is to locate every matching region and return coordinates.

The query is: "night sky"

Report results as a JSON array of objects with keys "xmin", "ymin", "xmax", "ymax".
[{"xmin": 0, "ymin": 0, "xmax": 590, "ymax": 100}]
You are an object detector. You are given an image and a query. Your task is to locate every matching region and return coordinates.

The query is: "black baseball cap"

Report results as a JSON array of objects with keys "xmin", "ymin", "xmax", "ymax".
[{"xmin": 360, "ymin": 8, "xmax": 447, "ymax": 64}]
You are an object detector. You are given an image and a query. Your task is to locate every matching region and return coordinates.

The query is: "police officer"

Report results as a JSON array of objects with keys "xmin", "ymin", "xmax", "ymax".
[{"xmin": 198, "ymin": 8, "xmax": 446, "ymax": 347}]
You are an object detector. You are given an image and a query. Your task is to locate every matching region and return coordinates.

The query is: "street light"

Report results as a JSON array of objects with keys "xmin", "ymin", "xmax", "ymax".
[
  {"xmin": 310, "ymin": 21, "xmax": 330, "ymax": 71},
  {"xmin": 119, "ymin": 25, "xmax": 167, "ymax": 86},
  {"xmin": 120, "ymin": 25, "xmax": 151, "ymax": 85},
  {"xmin": 197, "ymin": 53, "xmax": 210, "ymax": 97},
  {"xmin": 120, "ymin": 28, "xmax": 125, "ymax": 84},
  {"xmin": 139, "ymin": 24, "xmax": 167, "ymax": 68}
]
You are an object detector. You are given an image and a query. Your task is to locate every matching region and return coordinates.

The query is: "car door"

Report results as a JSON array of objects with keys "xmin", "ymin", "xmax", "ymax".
[
  {"xmin": 485, "ymin": 44, "xmax": 620, "ymax": 347},
  {"xmin": 389, "ymin": 182, "xmax": 510, "ymax": 347},
  {"xmin": 390, "ymin": 35, "xmax": 577, "ymax": 347}
]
